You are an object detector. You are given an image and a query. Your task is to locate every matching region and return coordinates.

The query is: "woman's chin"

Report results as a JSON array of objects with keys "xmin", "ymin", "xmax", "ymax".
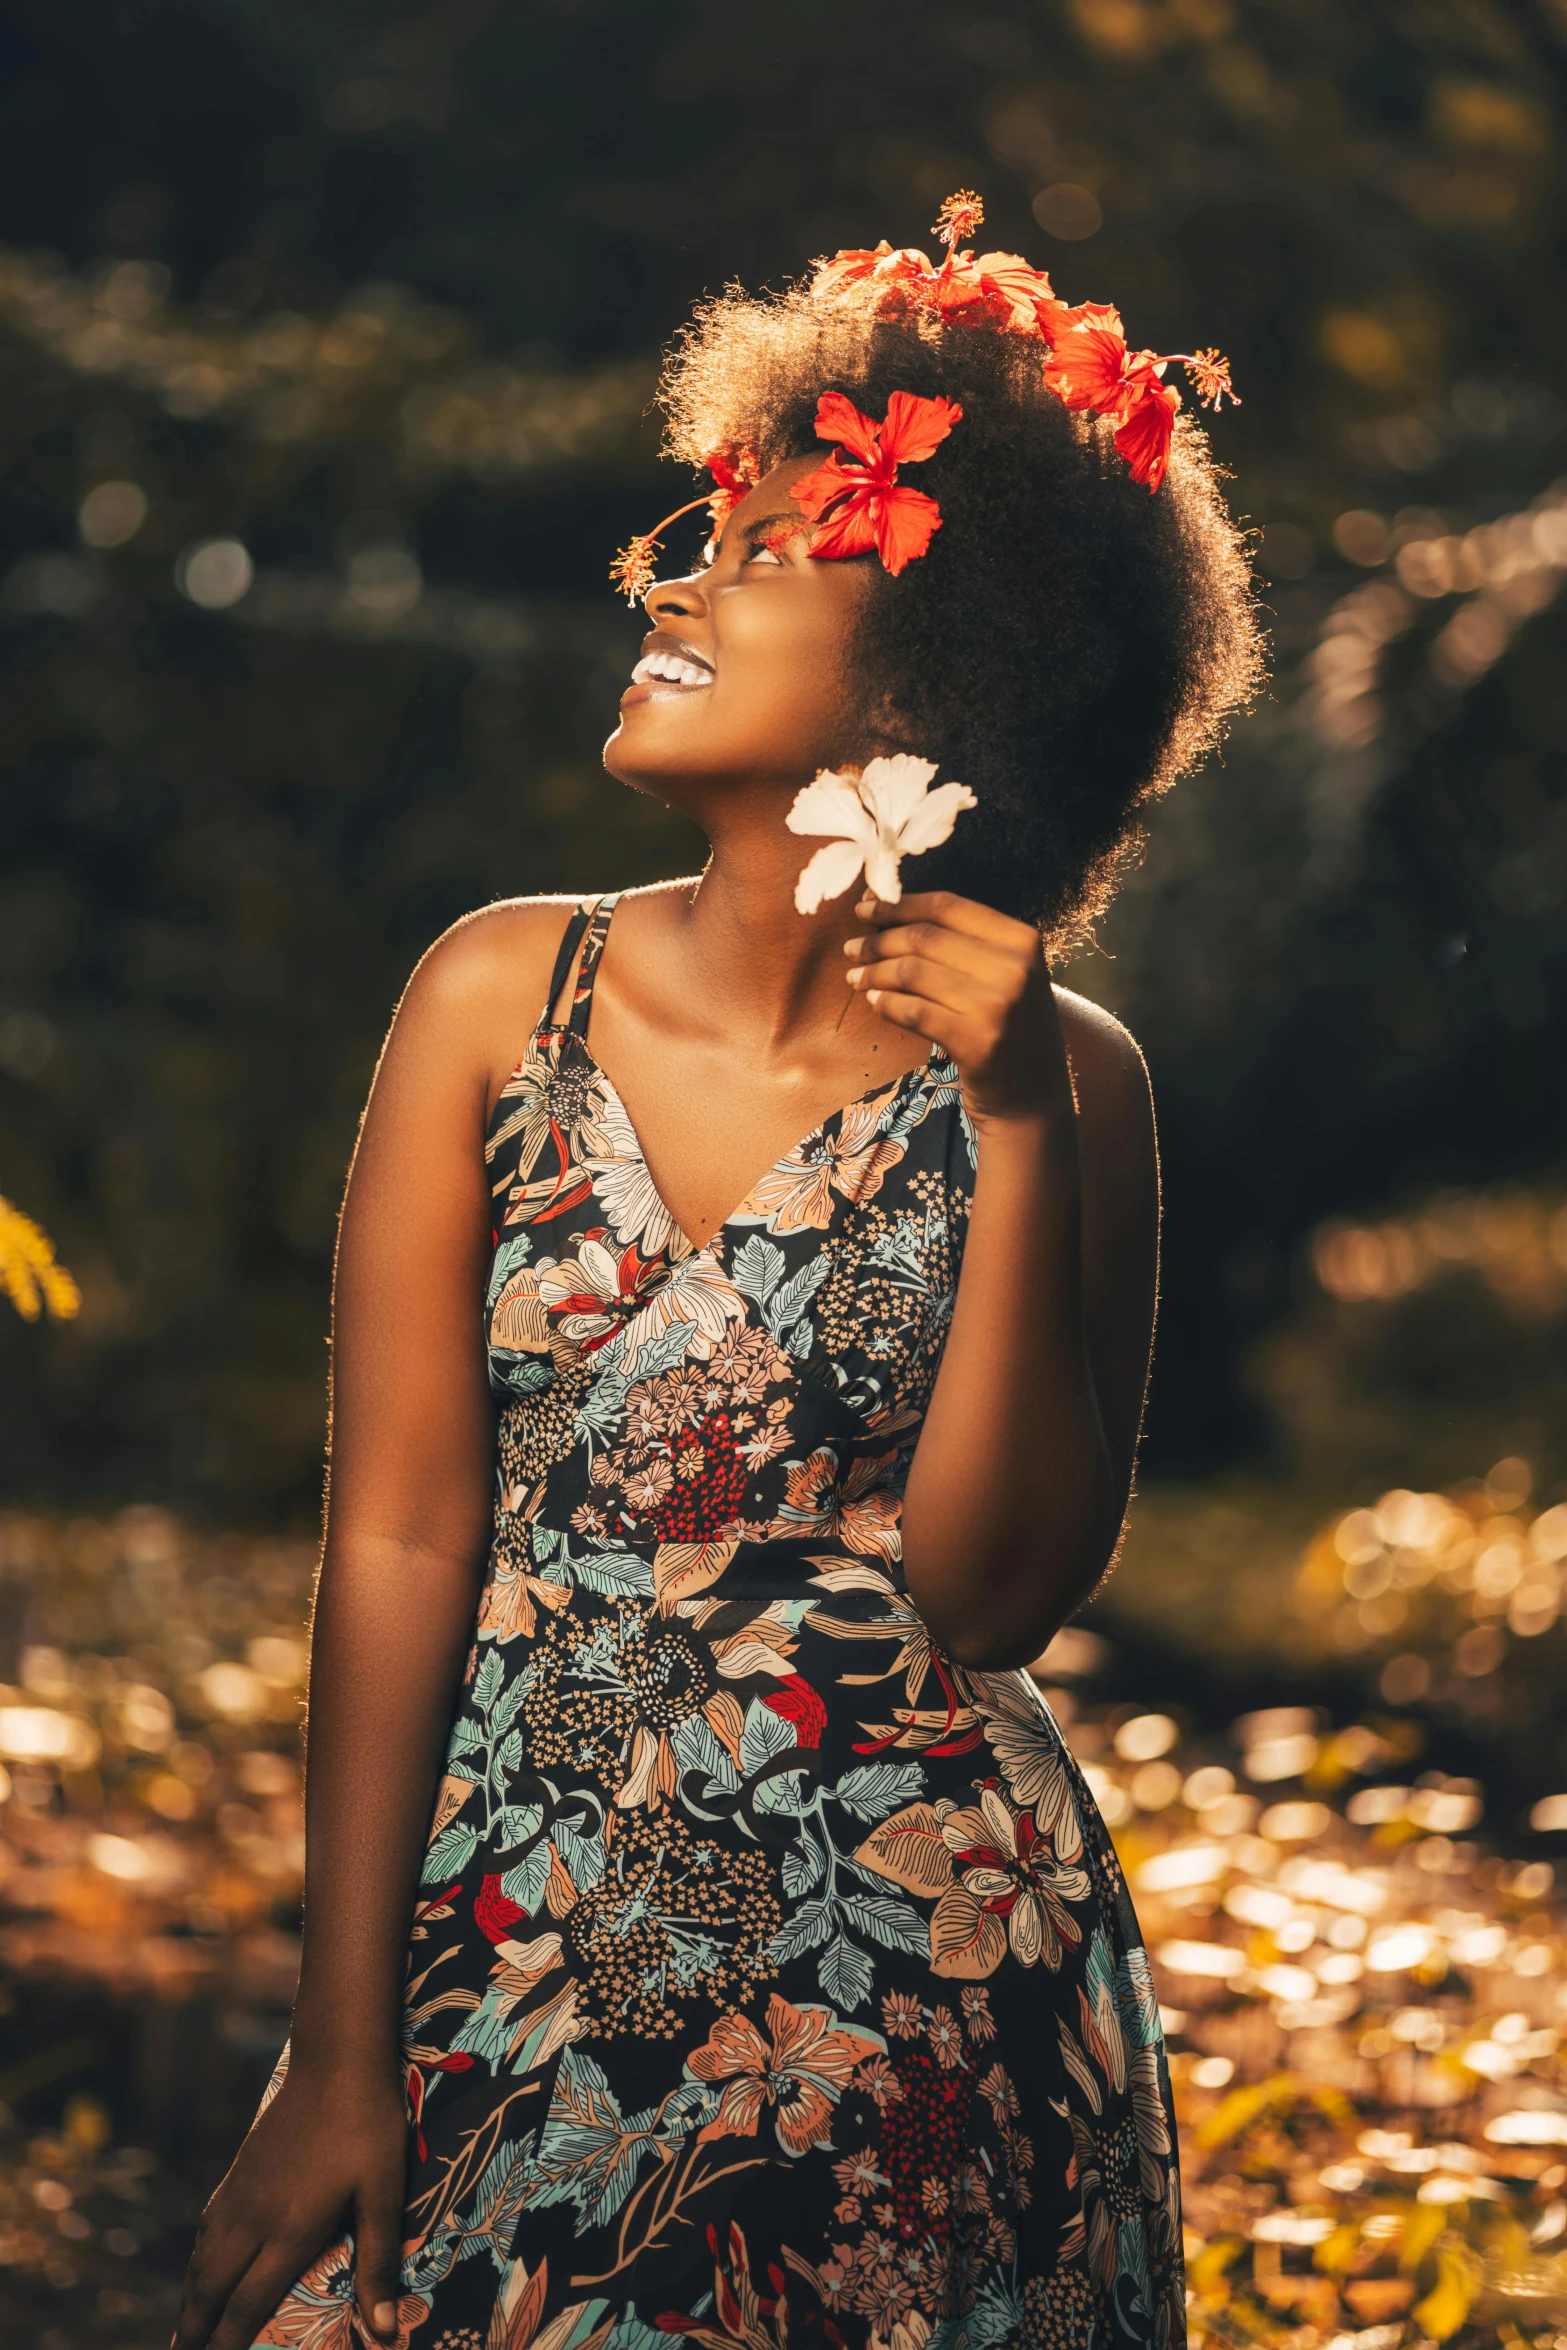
[{"xmin": 600, "ymin": 730, "xmax": 687, "ymax": 797}]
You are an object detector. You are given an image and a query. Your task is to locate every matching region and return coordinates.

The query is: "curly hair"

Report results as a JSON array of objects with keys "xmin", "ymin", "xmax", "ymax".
[{"xmin": 660, "ymin": 282, "xmax": 1263, "ymax": 948}]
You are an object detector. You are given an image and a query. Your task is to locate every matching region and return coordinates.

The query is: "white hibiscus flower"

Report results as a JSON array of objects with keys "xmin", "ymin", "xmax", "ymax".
[{"xmin": 787, "ymin": 754, "xmax": 977, "ymax": 913}]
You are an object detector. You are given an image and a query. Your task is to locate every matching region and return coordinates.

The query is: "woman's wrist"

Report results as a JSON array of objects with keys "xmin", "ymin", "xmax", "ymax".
[
  {"xmin": 966, "ymin": 1096, "xmax": 1078, "ymax": 1157},
  {"xmin": 287, "ymin": 2009, "xmax": 406, "ymax": 2092}
]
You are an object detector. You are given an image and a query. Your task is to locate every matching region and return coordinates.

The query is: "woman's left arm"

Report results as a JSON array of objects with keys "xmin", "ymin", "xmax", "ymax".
[{"xmin": 844, "ymin": 887, "xmax": 1159, "ymax": 1670}]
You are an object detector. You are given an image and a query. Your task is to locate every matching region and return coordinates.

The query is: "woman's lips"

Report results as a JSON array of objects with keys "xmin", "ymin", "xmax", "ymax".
[{"xmin": 621, "ymin": 644, "xmax": 715, "ymax": 704}]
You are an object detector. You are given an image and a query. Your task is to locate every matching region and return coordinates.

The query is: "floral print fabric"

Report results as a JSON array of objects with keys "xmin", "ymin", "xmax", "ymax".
[{"xmin": 257, "ymin": 894, "xmax": 1183, "ymax": 2350}]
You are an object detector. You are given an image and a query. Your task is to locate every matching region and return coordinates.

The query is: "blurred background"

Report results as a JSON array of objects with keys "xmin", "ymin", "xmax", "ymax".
[{"xmin": 3, "ymin": 1, "xmax": 1567, "ymax": 2343}]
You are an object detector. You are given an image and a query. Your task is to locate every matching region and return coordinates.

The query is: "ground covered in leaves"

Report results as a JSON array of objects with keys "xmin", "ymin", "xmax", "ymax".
[{"xmin": 3, "ymin": 1488, "xmax": 1567, "ymax": 2347}]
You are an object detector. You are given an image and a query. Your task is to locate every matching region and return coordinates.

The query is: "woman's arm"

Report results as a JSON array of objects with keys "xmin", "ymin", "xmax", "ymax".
[
  {"xmin": 175, "ymin": 905, "xmax": 563, "ymax": 2350},
  {"xmin": 844, "ymin": 888, "xmax": 1159, "ymax": 1671}
]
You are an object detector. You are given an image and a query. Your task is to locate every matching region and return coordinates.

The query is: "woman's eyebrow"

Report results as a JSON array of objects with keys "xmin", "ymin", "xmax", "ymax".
[{"xmin": 729, "ymin": 511, "xmax": 810, "ymax": 554}]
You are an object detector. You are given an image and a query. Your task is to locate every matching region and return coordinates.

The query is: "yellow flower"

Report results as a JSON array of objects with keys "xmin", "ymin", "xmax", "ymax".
[{"xmin": 0, "ymin": 1193, "xmax": 79, "ymax": 1322}]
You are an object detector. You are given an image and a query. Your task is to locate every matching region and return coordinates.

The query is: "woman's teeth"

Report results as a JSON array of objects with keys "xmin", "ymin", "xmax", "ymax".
[{"xmin": 631, "ymin": 652, "xmax": 713, "ymax": 687}]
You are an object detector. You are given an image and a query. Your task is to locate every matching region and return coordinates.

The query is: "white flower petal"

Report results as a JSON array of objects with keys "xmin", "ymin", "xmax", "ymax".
[
  {"xmin": 858, "ymin": 754, "xmax": 938, "ymax": 835},
  {"xmin": 895, "ymin": 779, "xmax": 977, "ymax": 857},
  {"xmin": 576, "ymin": 1237, "xmax": 623, "ymax": 1297},
  {"xmin": 1010, "ymin": 1896, "xmax": 1046, "ymax": 1967},
  {"xmin": 785, "ymin": 773, "xmax": 876, "ymax": 842},
  {"xmin": 794, "ymin": 838, "xmax": 867, "ymax": 914},
  {"xmin": 980, "ymin": 1785, "xmax": 1017, "ymax": 1851},
  {"xmin": 862, "ymin": 841, "xmax": 903, "ymax": 902}
]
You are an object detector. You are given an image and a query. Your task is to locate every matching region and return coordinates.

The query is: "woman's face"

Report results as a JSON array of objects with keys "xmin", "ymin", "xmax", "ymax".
[{"xmin": 602, "ymin": 457, "xmax": 874, "ymax": 812}]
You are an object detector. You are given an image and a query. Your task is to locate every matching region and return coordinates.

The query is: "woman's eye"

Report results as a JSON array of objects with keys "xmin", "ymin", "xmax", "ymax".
[{"xmin": 746, "ymin": 542, "xmax": 784, "ymax": 567}]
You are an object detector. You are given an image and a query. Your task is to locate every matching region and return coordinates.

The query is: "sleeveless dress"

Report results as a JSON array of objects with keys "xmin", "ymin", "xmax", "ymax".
[{"xmin": 258, "ymin": 894, "xmax": 1183, "ymax": 2350}]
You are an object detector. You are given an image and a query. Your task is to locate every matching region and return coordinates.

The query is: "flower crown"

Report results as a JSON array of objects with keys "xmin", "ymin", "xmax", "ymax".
[{"xmin": 610, "ymin": 189, "xmax": 1236, "ymax": 601}]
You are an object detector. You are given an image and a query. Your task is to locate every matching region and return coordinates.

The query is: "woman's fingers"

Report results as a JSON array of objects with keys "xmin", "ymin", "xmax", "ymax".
[
  {"xmin": 859, "ymin": 987, "xmax": 948, "ymax": 1040},
  {"xmin": 204, "ymin": 2246, "xmax": 318, "ymax": 2350},
  {"xmin": 356, "ymin": 2173, "xmax": 411, "ymax": 2341},
  {"xmin": 845, "ymin": 917, "xmax": 1021, "ymax": 986},
  {"xmin": 848, "ymin": 952, "xmax": 994, "ymax": 1018},
  {"xmin": 856, "ymin": 887, "xmax": 1040, "ymax": 952},
  {"xmin": 172, "ymin": 2216, "xmax": 257, "ymax": 2350}
]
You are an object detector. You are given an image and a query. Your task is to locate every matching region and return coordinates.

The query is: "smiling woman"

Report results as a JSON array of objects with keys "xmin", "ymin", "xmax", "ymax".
[{"xmin": 176, "ymin": 199, "xmax": 1260, "ymax": 2350}]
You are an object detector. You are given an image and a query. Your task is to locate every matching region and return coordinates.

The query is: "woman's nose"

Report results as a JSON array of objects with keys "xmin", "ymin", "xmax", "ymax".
[{"xmin": 643, "ymin": 569, "xmax": 708, "ymax": 625}]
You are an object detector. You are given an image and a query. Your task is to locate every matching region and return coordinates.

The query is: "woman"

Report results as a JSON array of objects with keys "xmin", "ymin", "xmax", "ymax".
[{"xmin": 177, "ymin": 200, "xmax": 1259, "ymax": 2350}]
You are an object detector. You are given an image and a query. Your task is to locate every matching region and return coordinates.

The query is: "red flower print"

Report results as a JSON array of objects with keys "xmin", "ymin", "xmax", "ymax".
[
  {"xmin": 475, "ymin": 1872, "xmax": 528, "ymax": 1944},
  {"xmin": 647, "ymin": 1411, "xmax": 747, "ymax": 1545},
  {"xmin": 790, "ymin": 391, "xmax": 962, "ymax": 576},
  {"xmin": 764, "ymin": 1677, "xmax": 829, "ymax": 1749}
]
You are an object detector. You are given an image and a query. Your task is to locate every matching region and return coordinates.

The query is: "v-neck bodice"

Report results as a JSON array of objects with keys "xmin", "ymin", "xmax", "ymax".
[
  {"xmin": 481, "ymin": 893, "xmax": 977, "ymax": 1581},
  {"xmin": 522, "ymin": 889, "xmax": 947, "ymax": 1260}
]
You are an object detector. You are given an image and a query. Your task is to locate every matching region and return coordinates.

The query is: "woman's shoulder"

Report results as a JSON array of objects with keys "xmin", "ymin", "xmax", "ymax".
[
  {"xmin": 1050, "ymin": 984, "xmax": 1156, "ymax": 1156},
  {"xmin": 1051, "ymin": 984, "xmax": 1148, "ymax": 1088},
  {"xmin": 409, "ymin": 893, "xmax": 585, "ymax": 1010},
  {"xmin": 375, "ymin": 897, "xmax": 594, "ymax": 1103},
  {"xmin": 407, "ymin": 880, "xmax": 698, "ymax": 1010}
]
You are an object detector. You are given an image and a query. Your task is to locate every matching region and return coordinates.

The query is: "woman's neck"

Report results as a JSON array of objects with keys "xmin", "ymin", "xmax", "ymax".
[{"xmin": 635, "ymin": 827, "xmax": 866, "ymax": 1057}]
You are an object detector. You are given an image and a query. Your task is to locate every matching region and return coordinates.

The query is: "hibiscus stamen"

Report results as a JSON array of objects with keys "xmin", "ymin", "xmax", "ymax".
[
  {"xmin": 1173, "ymin": 348, "xmax": 1240, "ymax": 409},
  {"xmin": 609, "ymin": 445, "xmax": 760, "ymax": 603},
  {"xmin": 609, "ymin": 497, "xmax": 711, "ymax": 604},
  {"xmin": 932, "ymin": 189, "xmax": 984, "ymax": 255}
]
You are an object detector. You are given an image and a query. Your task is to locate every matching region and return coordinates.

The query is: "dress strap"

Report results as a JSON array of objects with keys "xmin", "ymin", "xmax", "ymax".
[
  {"xmin": 563, "ymin": 892, "xmax": 622, "ymax": 1037},
  {"xmin": 544, "ymin": 901, "xmax": 594, "ymax": 1026}
]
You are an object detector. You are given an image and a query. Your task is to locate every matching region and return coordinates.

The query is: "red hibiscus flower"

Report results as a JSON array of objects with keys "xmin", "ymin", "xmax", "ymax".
[
  {"xmin": 764, "ymin": 1677, "xmax": 829, "ymax": 1749},
  {"xmin": 810, "ymin": 240, "xmax": 932, "ymax": 307},
  {"xmin": 790, "ymin": 390, "xmax": 963, "ymax": 576},
  {"xmin": 1039, "ymin": 305, "xmax": 1133, "ymax": 413},
  {"xmin": 1112, "ymin": 370, "xmax": 1182, "ymax": 494},
  {"xmin": 1042, "ymin": 311, "xmax": 1184, "ymax": 491},
  {"xmin": 791, "ymin": 193, "xmax": 1237, "ymax": 503},
  {"xmin": 703, "ymin": 441, "xmax": 760, "ymax": 533},
  {"xmin": 609, "ymin": 444, "xmax": 760, "ymax": 602}
]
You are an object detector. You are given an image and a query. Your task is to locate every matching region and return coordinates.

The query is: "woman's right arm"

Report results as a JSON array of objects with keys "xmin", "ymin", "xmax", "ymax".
[{"xmin": 174, "ymin": 904, "xmax": 564, "ymax": 2350}]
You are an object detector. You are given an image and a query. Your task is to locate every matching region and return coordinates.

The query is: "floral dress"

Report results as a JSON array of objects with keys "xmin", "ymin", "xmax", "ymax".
[{"xmin": 258, "ymin": 893, "xmax": 1183, "ymax": 2350}]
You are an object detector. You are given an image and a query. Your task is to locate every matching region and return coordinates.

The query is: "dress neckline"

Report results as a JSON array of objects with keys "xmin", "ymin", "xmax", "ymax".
[
  {"xmin": 534, "ymin": 1023, "xmax": 944, "ymax": 1260},
  {"xmin": 528, "ymin": 894, "xmax": 945, "ymax": 1259}
]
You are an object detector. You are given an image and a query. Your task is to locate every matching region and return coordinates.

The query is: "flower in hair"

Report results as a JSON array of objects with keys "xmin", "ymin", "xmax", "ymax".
[
  {"xmin": 1042, "ymin": 303, "xmax": 1236, "ymax": 492},
  {"xmin": 609, "ymin": 442, "xmax": 761, "ymax": 603},
  {"xmin": 808, "ymin": 191, "xmax": 1237, "ymax": 494},
  {"xmin": 787, "ymin": 755, "xmax": 977, "ymax": 914},
  {"xmin": 790, "ymin": 391, "xmax": 962, "ymax": 576}
]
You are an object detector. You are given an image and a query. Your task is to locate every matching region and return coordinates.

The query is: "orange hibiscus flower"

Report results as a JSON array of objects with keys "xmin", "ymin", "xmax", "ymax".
[{"xmin": 687, "ymin": 1992, "xmax": 885, "ymax": 2156}]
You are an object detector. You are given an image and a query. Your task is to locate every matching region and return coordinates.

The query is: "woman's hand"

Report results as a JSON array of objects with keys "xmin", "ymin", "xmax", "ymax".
[
  {"xmin": 173, "ymin": 2063, "xmax": 410, "ymax": 2350},
  {"xmin": 842, "ymin": 888, "xmax": 1068, "ymax": 1128}
]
